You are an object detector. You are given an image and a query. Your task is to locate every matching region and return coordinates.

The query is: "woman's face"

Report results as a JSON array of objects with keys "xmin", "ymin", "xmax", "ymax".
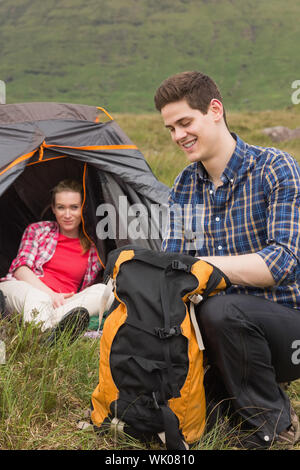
[{"xmin": 52, "ymin": 190, "xmax": 82, "ymax": 237}]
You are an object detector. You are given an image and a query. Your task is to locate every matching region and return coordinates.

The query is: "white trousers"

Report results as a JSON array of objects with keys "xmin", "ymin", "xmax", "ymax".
[{"xmin": 0, "ymin": 280, "xmax": 115, "ymax": 331}]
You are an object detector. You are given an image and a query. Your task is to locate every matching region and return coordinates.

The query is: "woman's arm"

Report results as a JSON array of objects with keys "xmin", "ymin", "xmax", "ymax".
[{"xmin": 14, "ymin": 266, "xmax": 74, "ymax": 308}]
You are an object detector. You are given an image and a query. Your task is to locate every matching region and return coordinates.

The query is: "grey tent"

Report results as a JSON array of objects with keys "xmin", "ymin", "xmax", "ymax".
[{"xmin": 0, "ymin": 102, "xmax": 169, "ymax": 278}]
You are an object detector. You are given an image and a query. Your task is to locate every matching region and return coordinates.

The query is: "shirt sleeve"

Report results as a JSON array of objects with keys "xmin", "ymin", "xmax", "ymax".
[
  {"xmin": 8, "ymin": 223, "xmax": 40, "ymax": 274},
  {"xmin": 256, "ymin": 153, "xmax": 300, "ymax": 285},
  {"xmin": 80, "ymin": 245, "xmax": 102, "ymax": 290}
]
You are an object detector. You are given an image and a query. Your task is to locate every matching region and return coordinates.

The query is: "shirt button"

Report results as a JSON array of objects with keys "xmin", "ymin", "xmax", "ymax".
[
  {"xmin": 215, "ymin": 217, "xmax": 220, "ymax": 222},
  {"xmin": 218, "ymin": 245, "xmax": 223, "ymax": 251}
]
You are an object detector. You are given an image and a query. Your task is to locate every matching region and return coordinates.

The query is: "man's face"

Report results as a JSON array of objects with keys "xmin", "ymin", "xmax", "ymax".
[{"xmin": 161, "ymin": 99, "xmax": 219, "ymax": 163}]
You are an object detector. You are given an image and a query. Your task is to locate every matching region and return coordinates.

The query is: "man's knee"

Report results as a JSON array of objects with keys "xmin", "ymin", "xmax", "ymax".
[{"xmin": 197, "ymin": 294, "xmax": 243, "ymax": 331}]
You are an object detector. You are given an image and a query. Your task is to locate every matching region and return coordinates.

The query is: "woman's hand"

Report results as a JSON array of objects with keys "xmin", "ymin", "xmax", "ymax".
[
  {"xmin": 49, "ymin": 291, "xmax": 74, "ymax": 309},
  {"xmin": 13, "ymin": 266, "xmax": 75, "ymax": 308}
]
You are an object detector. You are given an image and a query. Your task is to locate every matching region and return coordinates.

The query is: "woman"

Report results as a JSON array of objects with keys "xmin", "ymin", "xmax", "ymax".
[{"xmin": 0, "ymin": 179, "xmax": 114, "ymax": 344}]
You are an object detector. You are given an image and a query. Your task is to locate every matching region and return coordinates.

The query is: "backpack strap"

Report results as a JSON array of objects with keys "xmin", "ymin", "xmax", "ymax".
[
  {"xmin": 159, "ymin": 269, "xmax": 185, "ymax": 399},
  {"xmin": 152, "ymin": 392, "xmax": 188, "ymax": 450},
  {"xmin": 188, "ymin": 294, "xmax": 205, "ymax": 351},
  {"xmin": 159, "ymin": 403, "xmax": 189, "ymax": 450}
]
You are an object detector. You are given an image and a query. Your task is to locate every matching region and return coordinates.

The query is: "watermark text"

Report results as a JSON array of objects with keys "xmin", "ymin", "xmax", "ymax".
[{"xmin": 291, "ymin": 80, "xmax": 300, "ymax": 105}]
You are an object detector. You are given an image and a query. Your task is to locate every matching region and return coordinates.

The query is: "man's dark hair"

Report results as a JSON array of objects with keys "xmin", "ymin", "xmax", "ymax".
[{"xmin": 154, "ymin": 71, "xmax": 228, "ymax": 126}]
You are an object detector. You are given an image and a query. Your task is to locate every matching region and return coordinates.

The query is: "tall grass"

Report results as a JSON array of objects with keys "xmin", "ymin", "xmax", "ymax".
[
  {"xmin": 115, "ymin": 105, "xmax": 300, "ymax": 187},
  {"xmin": 1, "ymin": 0, "xmax": 299, "ymax": 113},
  {"xmin": 0, "ymin": 315, "xmax": 100, "ymax": 450},
  {"xmin": 1, "ymin": 109, "xmax": 300, "ymax": 450},
  {"xmin": 1, "ymin": 312, "xmax": 299, "ymax": 450}
]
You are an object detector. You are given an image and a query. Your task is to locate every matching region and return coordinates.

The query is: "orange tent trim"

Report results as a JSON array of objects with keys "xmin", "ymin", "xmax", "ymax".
[
  {"xmin": 0, "ymin": 143, "xmax": 138, "ymax": 176},
  {"xmin": 26, "ymin": 155, "xmax": 67, "ymax": 166},
  {"xmin": 96, "ymin": 107, "xmax": 114, "ymax": 121},
  {"xmin": 81, "ymin": 163, "xmax": 105, "ymax": 269},
  {"xmin": 0, "ymin": 149, "xmax": 37, "ymax": 177},
  {"xmin": 44, "ymin": 144, "xmax": 138, "ymax": 151}
]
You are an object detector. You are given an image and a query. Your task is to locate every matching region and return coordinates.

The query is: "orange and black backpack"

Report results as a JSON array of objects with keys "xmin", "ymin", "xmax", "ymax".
[{"xmin": 91, "ymin": 245, "xmax": 230, "ymax": 450}]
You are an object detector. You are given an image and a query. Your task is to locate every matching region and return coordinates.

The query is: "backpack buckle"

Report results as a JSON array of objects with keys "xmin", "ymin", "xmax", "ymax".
[
  {"xmin": 154, "ymin": 326, "xmax": 182, "ymax": 339},
  {"xmin": 171, "ymin": 260, "xmax": 191, "ymax": 272}
]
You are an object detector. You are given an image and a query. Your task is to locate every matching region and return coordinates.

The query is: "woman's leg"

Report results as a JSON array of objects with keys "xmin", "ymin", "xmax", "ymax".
[
  {"xmin": 1, "ymin": 280, "xmax": 114, "ymax": 331},
  {"xmin": 50, "ymin": 283, "xmax": 114, "ymax": 327},
  {"xmin": 0, "ymin": 280, "xmax": 54, "ymax": 330}
]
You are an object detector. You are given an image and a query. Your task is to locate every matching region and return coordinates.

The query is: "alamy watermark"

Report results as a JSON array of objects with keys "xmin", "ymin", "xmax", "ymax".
[
  {"xmin": 95, "ymin": 196, "xmax": 205, "ymax": 250},
  {"xmin": 291, "ymin": 340, "xmax": 300, "ymax": 365},
  {"xmin": 291, "ymin": 80, "xmax": 300, "ymax": 105},
  {"xmin": 0, "ymin": 80, "xmax": 6, "ymax": 104}
]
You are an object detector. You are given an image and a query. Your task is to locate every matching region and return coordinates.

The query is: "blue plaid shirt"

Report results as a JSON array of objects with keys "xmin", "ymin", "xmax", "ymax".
[{"xmin": 162, "ymin": 134, "xmax": 300, "ymax": 310}]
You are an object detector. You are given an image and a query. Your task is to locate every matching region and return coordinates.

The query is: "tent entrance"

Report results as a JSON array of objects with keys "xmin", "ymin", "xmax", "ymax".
[{"xmin": 0, "ymin": 157, "xmax": 100, "ymax": 278}]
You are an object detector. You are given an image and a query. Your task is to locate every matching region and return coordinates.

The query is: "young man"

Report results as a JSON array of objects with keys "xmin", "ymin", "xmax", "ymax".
[{"xmin": 154, "ymin": 71, "xmax": 300, "ymax": 449}]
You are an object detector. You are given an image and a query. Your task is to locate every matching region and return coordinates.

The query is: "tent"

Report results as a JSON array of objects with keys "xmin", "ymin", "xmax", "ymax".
[{"xmin": 0, "ymin": 102, "xmax": 169, "ymax": 279}]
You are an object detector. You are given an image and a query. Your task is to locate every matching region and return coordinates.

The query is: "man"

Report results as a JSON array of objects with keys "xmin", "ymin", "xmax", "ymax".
[{"xmin": 154, "ymin": 71, "xmax": 300, "ymax": 448}]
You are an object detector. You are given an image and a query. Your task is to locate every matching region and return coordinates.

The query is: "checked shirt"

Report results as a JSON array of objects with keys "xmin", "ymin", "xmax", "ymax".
[
  {"xmin": 2, "ymin": 221, "xmax": 102, "ymax": 291},
  {"xmin": 162, "ymin": 134, "xmax": 300, "ymax": 310}
]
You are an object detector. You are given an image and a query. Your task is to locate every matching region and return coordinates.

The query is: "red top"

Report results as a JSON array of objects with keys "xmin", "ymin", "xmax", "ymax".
[{"xmin": 41, "ymin": 233, "xmax": 89, "ymax": 293}]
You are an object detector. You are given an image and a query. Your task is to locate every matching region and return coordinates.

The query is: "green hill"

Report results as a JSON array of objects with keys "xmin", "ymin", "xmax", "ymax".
[{"xmin": 0, "ymin": 0, "xmax": 299, "ymax": 113}]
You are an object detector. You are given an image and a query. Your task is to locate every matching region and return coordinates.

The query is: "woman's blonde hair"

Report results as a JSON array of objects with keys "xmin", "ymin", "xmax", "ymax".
[{"xmin": 51, "ymin": 179, "xmax": 91, "ymax": 253}]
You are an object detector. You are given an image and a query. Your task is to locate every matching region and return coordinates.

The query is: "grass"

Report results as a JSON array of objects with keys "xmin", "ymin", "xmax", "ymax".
[
  {"xmin": 1, "ymin": 313, "xmax": 300, "ymax": 450},
  {"xmin": 1, "ymin": 0, "xmax": 300, "ymax": 112},
  {"xmin": 115, "ymin": 105, "xmax": 300, "ymax": 187},
  {"xmin": 0, "ymin": 315, "xmax": 100, "ymax": 450},
  {"xmin": 1, "ymin": 108, "xmax": 300, "ymax": 450}
]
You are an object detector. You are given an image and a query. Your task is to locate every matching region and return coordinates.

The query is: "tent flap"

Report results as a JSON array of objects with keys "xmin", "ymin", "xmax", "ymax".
[{"xmin": 0, "ymin": 102, "xmax": 170, "ymax": 274}]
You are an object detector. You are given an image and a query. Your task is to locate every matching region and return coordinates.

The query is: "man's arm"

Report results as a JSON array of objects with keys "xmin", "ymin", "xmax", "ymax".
[
  {"xmin": 198, "ymin": 253, "xmax": 275, "ymax": 287},
  {"xmin": 201, "ymin": 153, "xmax": 300, "ymax": 289}
]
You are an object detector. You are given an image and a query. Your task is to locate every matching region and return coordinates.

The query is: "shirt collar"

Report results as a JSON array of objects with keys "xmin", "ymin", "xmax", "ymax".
[
  {"xmin": 197, "ymin": 133, "xmax": 247, "ymax": 184},
  {"xmin": 222, "ymin": 133, "xmax": 246, "ymax": 183}
]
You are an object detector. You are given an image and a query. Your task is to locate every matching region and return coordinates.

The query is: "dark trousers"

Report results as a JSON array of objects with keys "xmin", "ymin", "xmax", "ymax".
[{"xmin": 196, "ymin": 294, "xmax": 300, "ymax": 447}]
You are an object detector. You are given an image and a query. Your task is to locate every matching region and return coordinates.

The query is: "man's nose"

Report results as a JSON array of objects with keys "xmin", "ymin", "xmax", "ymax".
[{"xmin": 173, "ymin": 127, "xmax": 187, "ymax": 142}]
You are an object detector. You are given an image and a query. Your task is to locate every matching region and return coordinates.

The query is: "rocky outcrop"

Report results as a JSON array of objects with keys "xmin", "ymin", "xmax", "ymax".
[{"xmin": 262, "ymin": 126, "xmax": 300, "ymax": 142}]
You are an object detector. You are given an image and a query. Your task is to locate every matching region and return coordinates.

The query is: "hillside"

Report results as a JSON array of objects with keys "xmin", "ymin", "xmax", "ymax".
[{"xmin": 0, "ymin": 0, "xmax": 299, "ymax": 113}]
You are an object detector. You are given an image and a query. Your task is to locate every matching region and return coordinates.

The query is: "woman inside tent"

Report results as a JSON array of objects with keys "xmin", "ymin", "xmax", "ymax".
[{"xmin": 0, "ymin": 179, "xmax": 114, "ymax": 344}]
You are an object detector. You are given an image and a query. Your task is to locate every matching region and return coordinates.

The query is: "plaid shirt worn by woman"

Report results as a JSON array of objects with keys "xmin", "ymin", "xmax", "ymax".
[
  {"xmin": 162, "ymin": 134, "xmax": 300, "ymax": 310},
  {"xmin": 2, "ymin": 221, "xmax": 102, "ymax": 291}
]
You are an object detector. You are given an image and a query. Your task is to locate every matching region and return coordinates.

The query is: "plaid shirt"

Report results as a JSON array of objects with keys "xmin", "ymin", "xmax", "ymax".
[
  {"xmin": 162, "ymin": 134, "xmax": 300, "ymax": 310},
  {"xmin": 1, "ymin": 221, "xmax": 102, "ymax": 291}
]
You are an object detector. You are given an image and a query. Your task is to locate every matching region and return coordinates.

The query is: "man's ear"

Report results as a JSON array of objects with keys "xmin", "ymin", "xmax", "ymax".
[{"xmin": 208, "ymin": 99, "xmax": 224, "ymax": 122}]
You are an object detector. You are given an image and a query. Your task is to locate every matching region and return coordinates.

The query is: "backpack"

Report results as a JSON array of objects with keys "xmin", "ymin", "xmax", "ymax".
[{"xmin": 91, "ymin": 245, "xmax": 230, "ymax": 450}]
